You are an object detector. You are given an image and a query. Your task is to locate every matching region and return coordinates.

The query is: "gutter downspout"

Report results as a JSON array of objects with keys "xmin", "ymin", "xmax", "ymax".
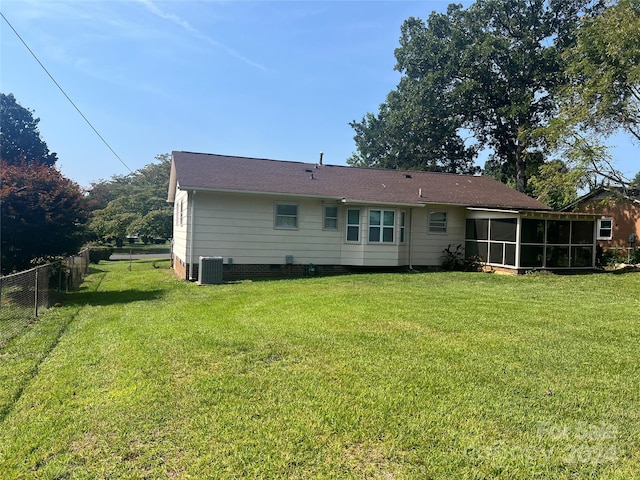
[{"xmin": 188, "ymin": 190, "xmax": 196, "ymax": 281}]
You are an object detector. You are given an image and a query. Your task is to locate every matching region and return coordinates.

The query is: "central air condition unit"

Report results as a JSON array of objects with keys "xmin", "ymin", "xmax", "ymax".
[{"xmin": 198, "ymin": 256, "xmax": 223, "ymax": 285}]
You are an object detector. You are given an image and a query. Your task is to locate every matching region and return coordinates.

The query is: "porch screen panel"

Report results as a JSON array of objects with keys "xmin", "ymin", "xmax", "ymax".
[
  {"xmin": 546, "ymin": 246, "xmax": 570, "ymax": 267},
  {"xmin": 572, "ymin": 246, "xmax": 593, "ymax": 267},
  {"xmin": 521, "ymin": 219, "xmax": 545, "ymax": 244},
  {"xmin": 466, "ymin": 219, "xmax": 489, "ymax": 240},
  {"xmin": 465, "ymin": 219, "xmax": 489, "ymax": 262},
  {"xmin": 490, "ymin": 219, "xmax": 517, "ymax": 242},
  {"xmin": 520, "ymin": 245, "xmax": 544, "ymax": 268},
  {"xmin": 571, "ymin": 221, "xmax": 594, "ymax": 244},
  {"xmin": 547, "ymin": 221, "xmax": 570, "ymax": 244},
  {"xmin": 489, "ymin": 243, "xmax": 504, "ymax": 264},
  {"xmin": 465, "ymin": 240, "xmax": 487, "ymax": 261},
  {"xmin": 504, "ymin": 243, "xmax": 516, "ymax": 266}
]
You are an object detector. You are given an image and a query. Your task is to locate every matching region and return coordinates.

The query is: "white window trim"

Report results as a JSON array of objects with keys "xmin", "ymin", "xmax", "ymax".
[
  {"xmin": 274, "ymin": 202, "xmax": 299, "ymax": 230},
  {"xmin": 346, "ymin": 208, "xmax": 361, "ymax": 243},
  {"xmin": 400, "ymin": 211, "xmax": 406, "ymax": 244},
  {"xmin": 177, "ymin": 199, "xmax": 184, "ymax": 227},
  {"xmin": 368, "ymin": 209, "xmax": 396, "ymax": 244},
  {"xmin": 428, "ymin": 211, "xmax": 448, "ymax": 234},
  {"xmin": 323, "ymin": 205, "xmax": 339, "ymax": 231},
  {"xmin": 597, "ymin": 217, "xmax": 613, "ymax": 240}
]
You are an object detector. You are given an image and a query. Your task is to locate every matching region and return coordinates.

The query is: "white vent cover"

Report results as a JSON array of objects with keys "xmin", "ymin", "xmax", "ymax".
[{"xmin": 198, "ymin": 256, "xmax": 223, "ymax": 285}]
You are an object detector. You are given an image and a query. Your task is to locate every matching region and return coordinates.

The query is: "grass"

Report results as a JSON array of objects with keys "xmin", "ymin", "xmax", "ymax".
[{"xmin": 0, "ymin": 261, "xmax": 639, "ymax": 478}]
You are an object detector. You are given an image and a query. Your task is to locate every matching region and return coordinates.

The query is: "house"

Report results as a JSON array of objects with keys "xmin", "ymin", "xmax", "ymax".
[
  {"xmin": 562, "ymin": 186, "xmax": 640, "ymax": 254},
  {"xmin": 167, "ymin": 151, "xmax": 601, "ymax": 280}
]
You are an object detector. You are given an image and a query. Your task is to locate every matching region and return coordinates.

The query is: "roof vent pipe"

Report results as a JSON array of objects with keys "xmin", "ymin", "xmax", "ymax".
[{"xmin": 319, "ymin": 151, "xmax": 323, "ymax": 166}]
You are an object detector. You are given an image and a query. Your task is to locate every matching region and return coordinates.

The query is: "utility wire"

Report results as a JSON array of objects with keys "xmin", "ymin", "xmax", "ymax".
[{"xmin": 0, "ymin": 11, "xmax": 134, "ymax": 174}]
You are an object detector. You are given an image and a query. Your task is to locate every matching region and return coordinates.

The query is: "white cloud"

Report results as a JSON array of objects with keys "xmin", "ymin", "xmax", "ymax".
[{"xmin": 136, "ymin": 0, "xmax": 267, "ymax": 72}]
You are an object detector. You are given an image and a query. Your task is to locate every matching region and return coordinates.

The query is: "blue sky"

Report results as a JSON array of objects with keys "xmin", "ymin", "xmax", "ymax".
[{"xmin": 1, "ymin": 0, "xmax": 637, "ymax": 188}]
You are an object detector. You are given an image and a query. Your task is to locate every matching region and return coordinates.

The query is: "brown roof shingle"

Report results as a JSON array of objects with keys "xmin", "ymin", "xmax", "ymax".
[{"xmin": 169, "ymin": 151, "xmax": 550, "ymax": 211}]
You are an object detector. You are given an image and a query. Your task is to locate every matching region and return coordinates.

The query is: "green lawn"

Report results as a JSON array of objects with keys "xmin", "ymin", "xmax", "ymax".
[{"xmin": 0, "ymin": 261, "xmax": 639, "ymax": 479}]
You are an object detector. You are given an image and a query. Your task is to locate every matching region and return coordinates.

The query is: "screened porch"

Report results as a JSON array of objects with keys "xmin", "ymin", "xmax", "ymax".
[{"xmin": 464, "ymin": 211, "xmax": 599, "ymax": 271}]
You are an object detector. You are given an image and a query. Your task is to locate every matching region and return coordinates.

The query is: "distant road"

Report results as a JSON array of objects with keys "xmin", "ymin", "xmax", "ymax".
[{"xmin": 110, "ymin": 253, "xmax": 171, "ymax": 260}]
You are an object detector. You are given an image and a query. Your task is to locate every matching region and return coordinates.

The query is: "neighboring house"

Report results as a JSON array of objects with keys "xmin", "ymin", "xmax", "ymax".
[
  {"xmin": 167, "ymin": 151, "xmax": 601, "ymax": 280},
  {"xmin": 562, "ymin": 186, "xmax": 640, "ymax": 252}
]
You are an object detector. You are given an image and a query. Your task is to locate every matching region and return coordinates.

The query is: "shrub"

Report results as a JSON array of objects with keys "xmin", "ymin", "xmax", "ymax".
[
  {"xmin": 89, "ymin": 246, "xmax": 113, "ymax": 264},
  {"xmin": 602, "ymin": 247, "xmax": 640, "ymax": 266},
  {"xmin": 441, "ymin": 244, "xmax": 481, "ymax": 272}
]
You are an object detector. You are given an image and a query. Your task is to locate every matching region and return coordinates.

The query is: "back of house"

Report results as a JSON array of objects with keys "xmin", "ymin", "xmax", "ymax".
[{"xmin": 167, "ymin": 151, "xmax": 601, "ymax": 280}]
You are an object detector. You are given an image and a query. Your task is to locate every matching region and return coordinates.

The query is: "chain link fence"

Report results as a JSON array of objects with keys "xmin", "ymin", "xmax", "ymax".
[{"xmin": 0, "ymin": 248, "xmax": 90, "ymax": 347}]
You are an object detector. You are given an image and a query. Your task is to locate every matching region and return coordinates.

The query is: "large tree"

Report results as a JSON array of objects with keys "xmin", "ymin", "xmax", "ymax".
[
  {"xmin": 1, "ymin": 161, "xmax": 88, "ymax": 274},
  {"xmin": 88, "ymin": 154, "xmax": 172, "ymax": 245},
  {"xmin": 350, "ymin": 0, "xmax": 603, "ymax": 191},
  {"xmin": 349, "ymin": 74, "xmax": 479, "ymax": 174},
  {"xmin": 543, "ymin": 0, "xmax": 640, "ymax": 192},
  {"xmin": 561, "ymin": 0, "xmax": 640, "ymax": 143},
  {"xmin": 0, "ymin": 93, "xmax": 58, "ymax": 166}
]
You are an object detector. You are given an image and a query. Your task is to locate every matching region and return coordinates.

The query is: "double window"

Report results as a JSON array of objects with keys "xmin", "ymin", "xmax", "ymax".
[{"xmin": 369, "ymin": 210, "xmax": 395, "ymax": 243}]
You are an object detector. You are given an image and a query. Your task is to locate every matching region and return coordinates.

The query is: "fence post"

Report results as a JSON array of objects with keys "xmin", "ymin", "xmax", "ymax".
[{"xmin": 34, "ymin": 265, "xmax": 39, "ymax": 318}]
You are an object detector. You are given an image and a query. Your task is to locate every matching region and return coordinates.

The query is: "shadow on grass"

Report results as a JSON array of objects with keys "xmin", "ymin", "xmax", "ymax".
[{"xmin": 64, "ymin": 289, "xmax": 165, "ymax": 307}]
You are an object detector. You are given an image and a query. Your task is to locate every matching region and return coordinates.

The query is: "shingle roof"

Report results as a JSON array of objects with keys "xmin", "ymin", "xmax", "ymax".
[
  {"xmin": 169, "ymin": 151, "xmax": 550, "ymax": 211},
  {"xmin": 561, "ymin": 186, "xmax": 640, "ymax": 211}
]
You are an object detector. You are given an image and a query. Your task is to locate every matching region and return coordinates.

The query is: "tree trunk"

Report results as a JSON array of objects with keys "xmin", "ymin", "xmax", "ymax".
[{"xmin": 515, "ymin": 144, "xmax": 526, "ymax": 193}]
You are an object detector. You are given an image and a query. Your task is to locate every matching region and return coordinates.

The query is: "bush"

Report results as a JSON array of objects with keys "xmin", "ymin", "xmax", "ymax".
[
  {"xmin": 441, "ymin": 244, "xmax": 481, "ymax": 272},
  {"xmin": 602, "ymin": 247, "xmax": 640, "ymax": 266},
  {"xmin": 89, "ymin": 246, "xmax": 113, "ymax": 264}
]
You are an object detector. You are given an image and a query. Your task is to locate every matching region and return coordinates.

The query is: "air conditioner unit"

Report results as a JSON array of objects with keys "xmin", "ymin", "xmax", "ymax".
[{"xmin": 198, "ymin": 256, "xmax": 223, "ymax": 285}]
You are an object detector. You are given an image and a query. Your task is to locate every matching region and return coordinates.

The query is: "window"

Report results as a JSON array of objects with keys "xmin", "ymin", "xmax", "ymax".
[
  {"xmin": 597, "ymin": 218, "xmax": 613, "ymax": 240},
  {"xmin": 275, "ymin": 202, "xmax": 298, "ymax": 229},
  {"xmin": 369, "ymin": 209, "xmax": 395, "ymax": 243},
  {"xmin": 323, "ymin": 205, "xmax": 338, "ymax": 230},
  {"xmin": 429, "ymin": 211, "xmax": 447, "ymax": 234},
  {"xmin": 400, "ymin": 211, "xmax": 406, "ymax": 243},
  {"xmin": 346, "ymin": 209, "xmax": 360, "ymax": 242},
  {"xmin": 177, "ymin": 199, "xmax": 184, "ymax": 226}
]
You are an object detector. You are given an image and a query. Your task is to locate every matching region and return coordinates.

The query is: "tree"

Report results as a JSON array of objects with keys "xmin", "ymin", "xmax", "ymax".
[
  {"xmin": 528, "ymin": 159, "xmax": 587, "ymax": 209},
  {"xmin": 1, "ymin": 161, "xmax": 88, "ymax": 274},
  {"xmin": 87, "ymin": 154, "xmax": 172, "ymax": 245},
  {"xmin": 633, "ymin": 170, "xmax": 640, "ymax": 186},
  {"xmin": 543, "ymin": 0, "xmax": 640, "ymax": 189},
  {"xmin": 349, "ymin": 73, "xmax": 479, "ymax": 174},
  {"xmin": 350, "ymin": 0, "xmax": 603, "ymax": 191},
  {"xmin": 560, "ymin": 0, "xmax": 640, "ymax": 143},
  {"xmin": 0, "ymin": 93, "xmax": 58, "ymax": 166}
]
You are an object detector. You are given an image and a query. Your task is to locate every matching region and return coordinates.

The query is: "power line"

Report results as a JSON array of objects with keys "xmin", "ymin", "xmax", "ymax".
[{"xmin": 0, "ymin": 11, "xmax": 134, "ymax": 174}]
